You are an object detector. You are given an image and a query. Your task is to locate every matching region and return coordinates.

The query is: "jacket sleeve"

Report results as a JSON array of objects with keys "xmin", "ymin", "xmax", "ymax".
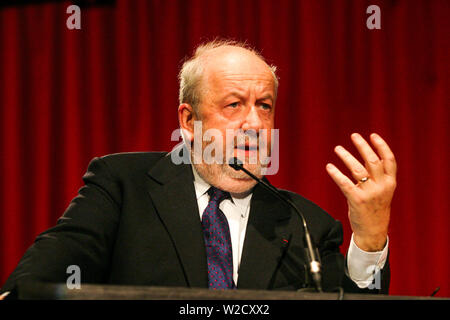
[
  {"xmin": 0, "ymin": 157, "xmax": 121, "ymax": 295},
  {"xmin": 318, "ymin": 218, "xmax": 390, "ymax": 294},
  {"xmin": 288, "ymin": 192, "xmax": 390, "ymax": 294}
]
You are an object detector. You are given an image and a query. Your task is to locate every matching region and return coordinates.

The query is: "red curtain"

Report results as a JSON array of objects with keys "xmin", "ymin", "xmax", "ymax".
[{"xmin": 0, "ymin": 0, "xmax": 448, "ymax": 297}]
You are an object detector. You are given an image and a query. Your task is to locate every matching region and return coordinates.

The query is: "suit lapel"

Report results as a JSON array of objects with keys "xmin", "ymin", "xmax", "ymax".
[
  {"xmin": 145, "ymin": 150, "xmax": 208, "ymax": 288},
  {"xmin": 237, "ymin": 182, "xmax": 293, "ymax": 289},
  {"xmin": 145, "ymin": 148, "xmax": 294, "ymax": 289}
]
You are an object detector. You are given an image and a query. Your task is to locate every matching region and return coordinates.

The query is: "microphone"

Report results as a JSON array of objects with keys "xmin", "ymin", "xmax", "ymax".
[{"xmin": 229, "ymin": 157, "xmax": 323, "ymax": 292}]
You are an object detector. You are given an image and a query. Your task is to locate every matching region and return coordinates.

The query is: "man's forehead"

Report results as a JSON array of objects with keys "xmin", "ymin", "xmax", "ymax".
[
  {"xmin": 202, "ymin": 46, "xmax": 273, "ymax": 78},
  {"xmin": 204, "ymin": 72, "xmax": 275, "ymax": 101},
  {"xmin": 205, "ymin": 56, "xmax": 273, "ymax": 90},
  {"xmin": 209, "ymin": 71, "xmax": 274, "ymax": 85}
]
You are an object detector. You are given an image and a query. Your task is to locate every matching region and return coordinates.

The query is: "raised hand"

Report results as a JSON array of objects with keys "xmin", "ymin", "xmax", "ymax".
[{"xmin": 326, "ymin": 133, "xmax": 397, "ymax": 252}]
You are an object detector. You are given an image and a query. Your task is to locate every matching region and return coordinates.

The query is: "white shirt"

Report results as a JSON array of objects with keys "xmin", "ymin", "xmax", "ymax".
[{"xmin": 192, "ymin": 166, "xmax": 388, "ymax": 288}]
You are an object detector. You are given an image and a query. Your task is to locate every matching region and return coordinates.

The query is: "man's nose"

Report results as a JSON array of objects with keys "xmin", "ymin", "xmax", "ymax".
[{"xmin": 242, "ymin": 105, "xmax": 263, "ymax": 131}]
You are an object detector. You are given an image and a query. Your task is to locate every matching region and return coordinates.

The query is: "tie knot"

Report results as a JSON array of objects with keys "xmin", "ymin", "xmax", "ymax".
[{"xmin": 207, "ymin": 187, "xmax": 230, "ymax": 204}]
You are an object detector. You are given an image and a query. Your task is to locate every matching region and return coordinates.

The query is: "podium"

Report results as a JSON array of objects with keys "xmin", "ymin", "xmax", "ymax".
[{"xmin": 16, "ymin": 282, "xmax": 446, "ymax": 300}]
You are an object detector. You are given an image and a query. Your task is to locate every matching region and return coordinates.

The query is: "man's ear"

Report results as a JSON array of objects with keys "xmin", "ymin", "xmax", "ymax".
[{"xmin": 178, "ymin": 103, "xmax": 196, "ymax": 143}]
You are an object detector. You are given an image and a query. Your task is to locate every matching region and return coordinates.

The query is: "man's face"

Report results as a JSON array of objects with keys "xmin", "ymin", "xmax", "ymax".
[{"xmin": 191, "ymin": 47, "xmax": 276, "ymax": 194}]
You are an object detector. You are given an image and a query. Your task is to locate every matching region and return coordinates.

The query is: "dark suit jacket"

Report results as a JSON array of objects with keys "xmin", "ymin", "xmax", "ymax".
[{"xmin": 1, "ymin": 150, "xmax": 389, "ymax": 295}]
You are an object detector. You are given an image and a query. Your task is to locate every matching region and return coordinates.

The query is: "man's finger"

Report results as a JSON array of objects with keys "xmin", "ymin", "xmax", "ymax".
[
  {"xmin": 370, "ymin": 133, "xmax": 397, "ymax": 177},
  {"xmin": 326, "ymin": 163, "xmax": 357, "ymax": 197},
  {"xmin": 334, "ymin": 145, "xmax": 369, "ymax": 182},
  {"xmin": 351, "ymin": 133, "xmax": 384, "ymax": 180}
]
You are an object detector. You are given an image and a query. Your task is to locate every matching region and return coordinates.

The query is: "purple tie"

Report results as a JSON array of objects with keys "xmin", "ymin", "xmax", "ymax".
[{"xmin": 202, "ymin": 187, "xmax": 235, "ymax": 289}]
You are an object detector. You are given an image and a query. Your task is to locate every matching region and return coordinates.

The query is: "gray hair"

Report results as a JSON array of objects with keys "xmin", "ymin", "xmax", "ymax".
[{"xmin": 178, "ymin": 39, "xmax": 279, "ymax": 114}]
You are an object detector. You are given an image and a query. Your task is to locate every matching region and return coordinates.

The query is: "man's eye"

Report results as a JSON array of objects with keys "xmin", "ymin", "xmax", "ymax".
[
  {"xmin": 228, "ymin": 102, "xmax": 239, "ymax": 108},
  {"xmin": 261, "ymin": 103, "xmax": 272, "ymax": 110}
]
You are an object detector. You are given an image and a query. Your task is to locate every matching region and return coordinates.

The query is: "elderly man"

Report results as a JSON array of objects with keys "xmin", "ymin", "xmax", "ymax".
[{"xmin": 1, "ymin": 40, "xmax": 396, "ymax": 297}]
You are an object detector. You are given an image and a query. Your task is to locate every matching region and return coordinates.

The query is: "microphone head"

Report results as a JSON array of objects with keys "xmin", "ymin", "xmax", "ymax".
[{"xmin": 228, "ymin": 157, "xmax": 243, "ymax": 171}]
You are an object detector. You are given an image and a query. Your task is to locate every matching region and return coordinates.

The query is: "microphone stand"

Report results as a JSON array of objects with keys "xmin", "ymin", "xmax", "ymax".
[{"xmin": 229, "ymin": 158, "xmax": 323, "ymax": 292}]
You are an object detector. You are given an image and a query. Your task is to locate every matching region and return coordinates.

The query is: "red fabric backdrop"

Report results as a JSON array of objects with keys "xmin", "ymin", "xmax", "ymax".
[{"xmin": 0, "ymin": 0, "xmax": 448, "ymax": 297}]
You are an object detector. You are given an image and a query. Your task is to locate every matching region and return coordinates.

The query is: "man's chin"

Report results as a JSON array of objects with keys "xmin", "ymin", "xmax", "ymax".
[
  {"xmin": 192, "ymin": 161, "xmax": 262, "ymax": 194},
  {"xmin": 218, "ymin": 177, "xmax": 258, "ymax": 195}
]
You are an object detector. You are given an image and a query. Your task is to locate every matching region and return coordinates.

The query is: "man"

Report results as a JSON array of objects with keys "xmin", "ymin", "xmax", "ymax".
[{"xmin": 1, "ymin": 40, "xmax": 396, "ymax": 297}]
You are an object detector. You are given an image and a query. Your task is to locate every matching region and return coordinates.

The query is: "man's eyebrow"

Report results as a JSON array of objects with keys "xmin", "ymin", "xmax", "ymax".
[{"xmin": 222, "ymin": 92, "xmax": 274, "ymax": 101}]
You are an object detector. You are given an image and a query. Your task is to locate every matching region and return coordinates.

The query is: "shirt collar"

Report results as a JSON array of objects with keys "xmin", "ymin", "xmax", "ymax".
[{"xmin": 191, "ymin": 165, "xmax": 211, "ymax": 200}]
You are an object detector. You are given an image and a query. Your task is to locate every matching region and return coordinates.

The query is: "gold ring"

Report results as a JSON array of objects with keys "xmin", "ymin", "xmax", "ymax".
[{"xmin": 359, "ymin": 177, "xmax": 369, "ymax": 183}]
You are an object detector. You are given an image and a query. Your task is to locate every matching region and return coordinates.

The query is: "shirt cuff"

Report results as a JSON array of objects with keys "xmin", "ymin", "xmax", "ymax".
[
  {"xmin": 346, "ymin": 233, "xmax": 389, "ymax": 288},
  {"xmin": 0, "ymin": 291, "xmax": 10, "ymax": 300}
]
